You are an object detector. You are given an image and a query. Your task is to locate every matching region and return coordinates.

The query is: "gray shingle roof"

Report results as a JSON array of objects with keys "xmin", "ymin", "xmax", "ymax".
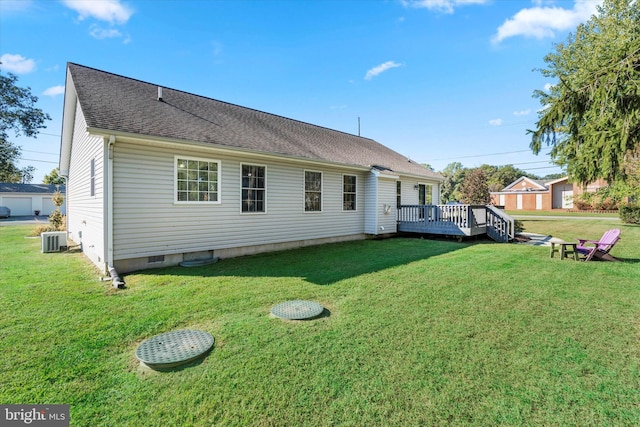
[
  {"xmin": 68, "ymin": 63, "xmax": 442, "ymax": 180},
  {"xmin": 0, "ymin": 183, "xmax": 65, "ymax": 194}
]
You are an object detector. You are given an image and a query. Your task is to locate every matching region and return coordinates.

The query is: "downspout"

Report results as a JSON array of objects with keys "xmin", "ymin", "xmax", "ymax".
[{"xmin": 106, "ymin": 135, "xmax": 125, "ymax": 288}]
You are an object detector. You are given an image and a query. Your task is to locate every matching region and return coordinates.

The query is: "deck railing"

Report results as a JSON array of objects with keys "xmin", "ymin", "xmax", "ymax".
[
  {"xmin": 397, "ymin": 204, "xmax": 514, "ymax": 242},
  {"xmin": 485, "ymin": 205, "xmax": 515, "ymax": 243}
]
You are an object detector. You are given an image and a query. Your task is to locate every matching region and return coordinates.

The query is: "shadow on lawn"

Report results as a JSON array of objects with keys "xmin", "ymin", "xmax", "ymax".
[{"xmin": 131, "ymin": 237, "xmax": 469, "ymax": 286}]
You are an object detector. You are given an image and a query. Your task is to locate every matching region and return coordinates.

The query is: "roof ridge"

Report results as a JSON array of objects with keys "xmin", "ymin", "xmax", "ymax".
[{"xmin": 68, "ymin": 62, "xmax": 375, "ymax": 143}]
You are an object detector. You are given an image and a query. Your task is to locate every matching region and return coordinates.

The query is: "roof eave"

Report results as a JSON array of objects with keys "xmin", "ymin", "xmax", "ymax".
[
  {"xmin": 59, "ymin": 66, "xmax": 77, "ymax": 177},
  {"xmin": 84, "ymin": 127, "xmax": 379, "ymax": 173}
]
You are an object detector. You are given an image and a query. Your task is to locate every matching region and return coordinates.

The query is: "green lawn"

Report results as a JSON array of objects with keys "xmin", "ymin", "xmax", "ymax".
[
  {"xmin": 1, "ymin": 220, "xmax": 639, "ymax": 426},
  {"xmin": 507, "ymin": 210, "xmax": 619, "ymax": 218}
]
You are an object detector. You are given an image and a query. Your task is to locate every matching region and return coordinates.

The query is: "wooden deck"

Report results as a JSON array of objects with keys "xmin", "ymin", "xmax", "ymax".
[{"xmin": 397, "ymin": 204, "xmax": 514, "ymax": 243}]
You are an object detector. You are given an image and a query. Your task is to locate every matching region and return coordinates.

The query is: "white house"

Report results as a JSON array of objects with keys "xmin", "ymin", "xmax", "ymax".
[
  {"xmin": 59, "ymin": 63, "xmax": 443, "ymax": 274},
  {"xmin": 0, "ymin": 184, "xmax": 66, "ymax": 216}
]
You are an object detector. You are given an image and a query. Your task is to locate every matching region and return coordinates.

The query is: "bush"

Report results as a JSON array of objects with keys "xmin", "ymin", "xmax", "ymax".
[
  {"xmin": 48, "ymin": 211, "xmax": 65, "ymax": 230},
  {"xmin": 594, "ymin": 197, "xmax": 618, "ymax": 211},
  {"xmin": 28, "ymin": 224, "xmax": 57, "ymax": 237},
  {"xmin": 573, "ymin": 199, "xmax": 592, "ymax": 210},
  {"xmin": 619, "ymin": 204, "xmax": 640, "ymax": 224},
  {"xmin": 514, "ymin": 219, "xmax": 525, "ymax": 233}
]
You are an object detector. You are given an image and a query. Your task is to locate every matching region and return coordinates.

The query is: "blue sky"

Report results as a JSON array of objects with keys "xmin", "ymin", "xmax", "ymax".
[{"xmin": 1, "ymin": 0, "xmax": 603, "ymax": 183}]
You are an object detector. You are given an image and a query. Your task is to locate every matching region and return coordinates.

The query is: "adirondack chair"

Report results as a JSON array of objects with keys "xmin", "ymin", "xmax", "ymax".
[{"xmin": 576, "ymin": 229, "xmax": 621, "ymax": 262}]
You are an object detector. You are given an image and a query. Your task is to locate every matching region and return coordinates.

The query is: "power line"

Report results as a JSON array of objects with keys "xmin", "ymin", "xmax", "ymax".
[
  {"xmin": 21, "ymin": 149, "xmax": 59, "ymax": 156},
  {"xmin": 431, "ymin": 149, "xmax": 532, "ymax": 161},
  {"xmin": 20, "ymin": 158, "xmax": 59, "ymax": 164}
]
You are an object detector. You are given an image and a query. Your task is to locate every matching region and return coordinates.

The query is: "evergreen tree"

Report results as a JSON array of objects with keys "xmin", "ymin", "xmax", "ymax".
[{"xmin": 529, "ymin": 0, "xmax": 640, "ymax": 185}]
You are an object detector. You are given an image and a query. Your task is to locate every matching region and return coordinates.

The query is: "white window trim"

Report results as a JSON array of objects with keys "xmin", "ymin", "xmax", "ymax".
[
  {"xmin": 342, "ymin": 174, "xmax": 357, "ymax": 212},
  {"xmin": 303, "ymin": 169, "xmax": 323, "ymax": 213},
  {"xmin": 174, "ymin": 155, "xmax": 222, "ymax": 204},
  {"xmin": 240, "ymin": 163, "xmax": 267, "ymax": 214}
]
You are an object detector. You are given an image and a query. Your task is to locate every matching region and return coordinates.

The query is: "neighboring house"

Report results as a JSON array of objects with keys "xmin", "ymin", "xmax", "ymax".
[
  {"xmin": 59, "ymin": 63, "xmax": 443, "ymax": 274},
  {"xmin": 490, "ymin": 176, "xmax": 607, "ymax": 210},
  {"xmin": 0, "ymin": 183, "xmax": 66, "ymax": 216}
]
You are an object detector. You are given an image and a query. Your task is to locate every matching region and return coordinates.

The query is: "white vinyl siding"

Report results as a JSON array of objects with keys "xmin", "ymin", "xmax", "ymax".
[
  {"xmin": 111, "ymin": 141, "xmax": 366, "ymax": 260},
  {"xmin": 364, "ymin": 172, "xmax": 378, "ymax": 234},
  {"xmin": 377, "ymin": 178, "xmax": 397, "ymax": 234},
  {"xmin": 66, "ymin": 101, "xmax": 106, "ymax": 268}
]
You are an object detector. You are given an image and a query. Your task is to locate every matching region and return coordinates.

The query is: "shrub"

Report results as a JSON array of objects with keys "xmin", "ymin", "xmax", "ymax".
[
  {"xmin": 619, "ymin": 204, "xmax": 640, "ymax": 224},
  {"xmin": 48, "ymin": 211, "xmax": 65, "ymax": 230},
  {"xmin": 594, "ymin": 197, "xmax": 618, "ymax": 211},
  {"xmin": 514, "ymin": 219, "xmax": 525, "ymax": 233},
  {"xmin": 573, "ymin": 199, "xmax": 592, "ymax": 210},
  {"xmin": 29, "ymin": 224, "xmax": 57, "ymax": 237}
]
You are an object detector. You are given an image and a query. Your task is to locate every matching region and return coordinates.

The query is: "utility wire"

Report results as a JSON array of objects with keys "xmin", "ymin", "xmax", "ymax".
[
  {"xmin": 21, "ymin": 149, "xmax": 59, "ymax": 156},
  {"xmin": 20, "ymin": 158, "xmax": 59, "ymax": 164}
]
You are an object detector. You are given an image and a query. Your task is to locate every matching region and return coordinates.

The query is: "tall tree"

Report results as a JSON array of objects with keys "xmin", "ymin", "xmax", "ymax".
[
  {"xmin": 440, "ymin": 162, "xmax": 467, "ymax": 202},
  {"xmin": 459, "ymin": 168, "xmax": 491, "ymax": 205},
  {"xmin": 529, "ymin": 0, "xmax": 640, "ymax": 185},
  {"xmin": 0, "ymin": 70, "xmax": 51, "ymax": 182}
]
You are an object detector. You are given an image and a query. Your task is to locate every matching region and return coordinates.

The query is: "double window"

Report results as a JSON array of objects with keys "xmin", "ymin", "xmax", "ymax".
[
  {"xmin": 242, "ymin": 164, "xmax": 266, "ymax": 213},
  {"xmin": 304, "ymin": 171, "xmax": 322, "ymax": 212},
  {"xmin": 175, "ymin": 156, "xmax": 220, "ymax": 203},
  {"xmin": 343, "ymin": 175, "xmax": 357, "ymax": 211}
]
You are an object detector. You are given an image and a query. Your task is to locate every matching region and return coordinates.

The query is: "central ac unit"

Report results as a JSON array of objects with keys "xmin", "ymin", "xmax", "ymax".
[{"xmin": 41, "ymin": 231, "xmax": 68, "ymax": 253}]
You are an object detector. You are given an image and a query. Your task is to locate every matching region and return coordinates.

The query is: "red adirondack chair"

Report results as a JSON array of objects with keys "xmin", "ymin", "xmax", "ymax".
[{"xmin": 576, "ymin": 229, "xmax": 621, "ymax": 262}]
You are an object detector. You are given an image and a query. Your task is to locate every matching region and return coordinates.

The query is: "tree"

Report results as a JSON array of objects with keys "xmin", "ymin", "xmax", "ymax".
[
  {"xmin": 542, "ymin": 172, "xmax": 565, "ymax": 180},
  {"xmin": 43, "ymin": 168, "xmax": 65, "ymax": 185},
  {"xmin": 0, "ymin": 70, "xmax": 51, "ymax": 182},
  {"xmin": 440, "ymin": 162, "xmax": 467, "ymax": 202},
  {"xmin": 459, "ymin": 168, "xmax": 490, "ymax": 204},
  {"xmin": 529, "ymin": 0, "xmax": 640, "ymax": 185}
]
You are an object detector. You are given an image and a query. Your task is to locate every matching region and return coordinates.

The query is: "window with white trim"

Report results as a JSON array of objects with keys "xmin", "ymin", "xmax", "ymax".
[
  {"xmin": 175, "ymin": 157, "xmax": 220, "ymax": 203},
  {"xmin": 242, "ymin": 164, "xmax": 266, "ymax": 213},
  {"xmin": 304, "ymin": 170, "xmax": 322, "ymax": 212},
  {"xmin": 343, "ymin": 175, "xmax": 356, "ymax": 211}
]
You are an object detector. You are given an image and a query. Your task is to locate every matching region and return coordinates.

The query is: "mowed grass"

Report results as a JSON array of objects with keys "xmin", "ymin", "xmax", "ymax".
[{"xmin": 1, "ymin": 220, "xmax": 639, "ymax": 426}]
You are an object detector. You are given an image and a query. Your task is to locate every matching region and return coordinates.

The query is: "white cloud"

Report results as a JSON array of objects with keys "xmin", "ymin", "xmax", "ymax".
[
  {"xmin": 62, "ymin": 0, "xmax": 133, "ymax": 25},
  {"xmin": 403, "ymin": 0, "xmax": 490, "ymax": 14},
  {"xmin": 544, "ymin": 83, "xmax": 554, "ymax": 91},
  {"xmin": 0, "ymin": 53, "xmax": 36, "ymax": 74},
  {"xmin": 43, "ymin": 85, "xmax": 65, "ymax": 97},
  {"xmin": 365, "ymin": 61, "xmax": 403, "ymax": 80},
  {"xmin": 489, "ymin": 118, "xmax": 503, "ymax": 126},
  {"xmin": 89, "ymin": 25, "xmax": 122, "ymax": 39},
  {"xmin": 493, "ymin": 0, "xmax": 602, "ymax": 44},
  {"xmin": 513, "ymin": 109, "xmax": 531, "ymax": 116},
  {"xmin": 0, "ymin": 0, "xmax": 34, "ymax": 13}
]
